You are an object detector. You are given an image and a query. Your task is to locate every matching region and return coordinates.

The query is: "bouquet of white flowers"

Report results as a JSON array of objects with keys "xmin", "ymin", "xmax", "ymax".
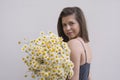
[{"xmin": 18, "ymin": 32, "xmax": 74, "ymax": 80}]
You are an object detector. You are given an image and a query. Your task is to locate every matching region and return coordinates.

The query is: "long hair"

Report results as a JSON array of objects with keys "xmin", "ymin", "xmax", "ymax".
[{"xmin": 57, "ymin": 7, "xmax": 90, "ymax": 43}]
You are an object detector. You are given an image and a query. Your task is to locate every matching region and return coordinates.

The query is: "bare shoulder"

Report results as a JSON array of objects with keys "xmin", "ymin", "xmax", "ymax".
[
  {"xmin": 67, "ymin": 38, "xmax": 83, "ymax": 51},
  {"xmin": 68, "ymin": 38, "xmax": 80, "ymax": 46}
]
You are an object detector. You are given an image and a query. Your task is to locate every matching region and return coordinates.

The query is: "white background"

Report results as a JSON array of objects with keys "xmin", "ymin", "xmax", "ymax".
[{"xmin": 0, "ymin": 0, "xmax": 120, "ymax": 80}]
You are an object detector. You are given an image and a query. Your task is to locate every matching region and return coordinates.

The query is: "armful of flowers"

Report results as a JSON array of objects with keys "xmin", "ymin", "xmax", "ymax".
[{"xmin": 18, "ymin": 32, "xmax": 74, "ymax": 80}]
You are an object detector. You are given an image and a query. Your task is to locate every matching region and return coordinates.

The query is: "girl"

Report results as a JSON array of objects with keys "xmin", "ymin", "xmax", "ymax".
[{"xmin": 57, "ymin": 7, "xmax": 92, "ymax": 80}]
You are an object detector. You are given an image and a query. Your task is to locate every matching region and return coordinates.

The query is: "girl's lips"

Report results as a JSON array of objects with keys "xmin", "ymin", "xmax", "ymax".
[{"xmin": 67, "ymin": 32, "xmax": 73, "ymax": 35}]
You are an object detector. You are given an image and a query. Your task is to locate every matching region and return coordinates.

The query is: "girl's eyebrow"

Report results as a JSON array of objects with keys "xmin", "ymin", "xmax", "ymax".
[
  {"xmin": 69, "ymin": 21, "xmax": 73, "ymax": 23},
  {"xmin": 68, "ymin": 21, "xmax": 75, "ymax": 23}
]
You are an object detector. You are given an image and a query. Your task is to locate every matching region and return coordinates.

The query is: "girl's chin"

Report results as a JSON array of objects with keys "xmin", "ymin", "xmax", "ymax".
[{"xmin": 69, "ymin": 35, "xmax": 78, "ymax": 39}]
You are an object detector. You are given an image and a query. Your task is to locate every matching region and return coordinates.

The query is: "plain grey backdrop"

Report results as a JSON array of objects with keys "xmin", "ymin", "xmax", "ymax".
[{"xmin": 0, "ymin": 0, "xmax": 120, "ymax": 80}]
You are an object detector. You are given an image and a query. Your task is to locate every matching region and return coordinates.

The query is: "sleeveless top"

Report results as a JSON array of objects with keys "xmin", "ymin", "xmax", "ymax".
[{"xmin": 78, "ymin": 40, "xmax": 90, "ymax": 80}]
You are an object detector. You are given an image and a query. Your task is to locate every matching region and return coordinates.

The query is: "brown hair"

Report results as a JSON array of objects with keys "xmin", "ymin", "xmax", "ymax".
[{"xmin": 57, "ymin": 7, "xmax": 90, "ymax": 43}]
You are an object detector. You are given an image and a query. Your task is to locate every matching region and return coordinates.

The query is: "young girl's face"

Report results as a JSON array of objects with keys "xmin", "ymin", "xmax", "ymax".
[{"xmin": 62, "ymin": 14, "xmax": 80, "ymax": 40}]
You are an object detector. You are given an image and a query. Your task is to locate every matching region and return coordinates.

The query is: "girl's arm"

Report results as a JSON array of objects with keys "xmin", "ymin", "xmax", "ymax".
[
  {"xmin": 88, "ymin": 72, "xmax": 92, "ymax": 80},
  {"xmin": 68, "ymin": 39, "xmax": 82, "ymax": 80}
]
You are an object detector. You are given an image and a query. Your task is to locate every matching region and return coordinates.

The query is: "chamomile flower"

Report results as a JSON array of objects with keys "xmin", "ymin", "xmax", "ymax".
[{"xmin": 19, "ymin": 31, "xmax": 74, "ymax": 80}]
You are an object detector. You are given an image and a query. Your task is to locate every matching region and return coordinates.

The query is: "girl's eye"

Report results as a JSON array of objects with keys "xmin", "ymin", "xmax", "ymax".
[
  {"xmin": 62, "ymin": 24, "xmax": 66, "ymax": 27},
  {"xmin": 69, "ymin": 22, "xmax": 74, "ymax": 26}
]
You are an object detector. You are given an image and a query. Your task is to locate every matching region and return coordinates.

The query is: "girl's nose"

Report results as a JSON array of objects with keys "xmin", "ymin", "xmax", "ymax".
[{"xmin": 66, "ymin": 25, "xmax": 71, "ymax": 30}]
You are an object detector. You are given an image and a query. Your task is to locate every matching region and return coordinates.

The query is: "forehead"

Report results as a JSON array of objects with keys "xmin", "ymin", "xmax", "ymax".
[{"xmin": 62, "ymin": 14, "xmax": 77, "ymax": 24}]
